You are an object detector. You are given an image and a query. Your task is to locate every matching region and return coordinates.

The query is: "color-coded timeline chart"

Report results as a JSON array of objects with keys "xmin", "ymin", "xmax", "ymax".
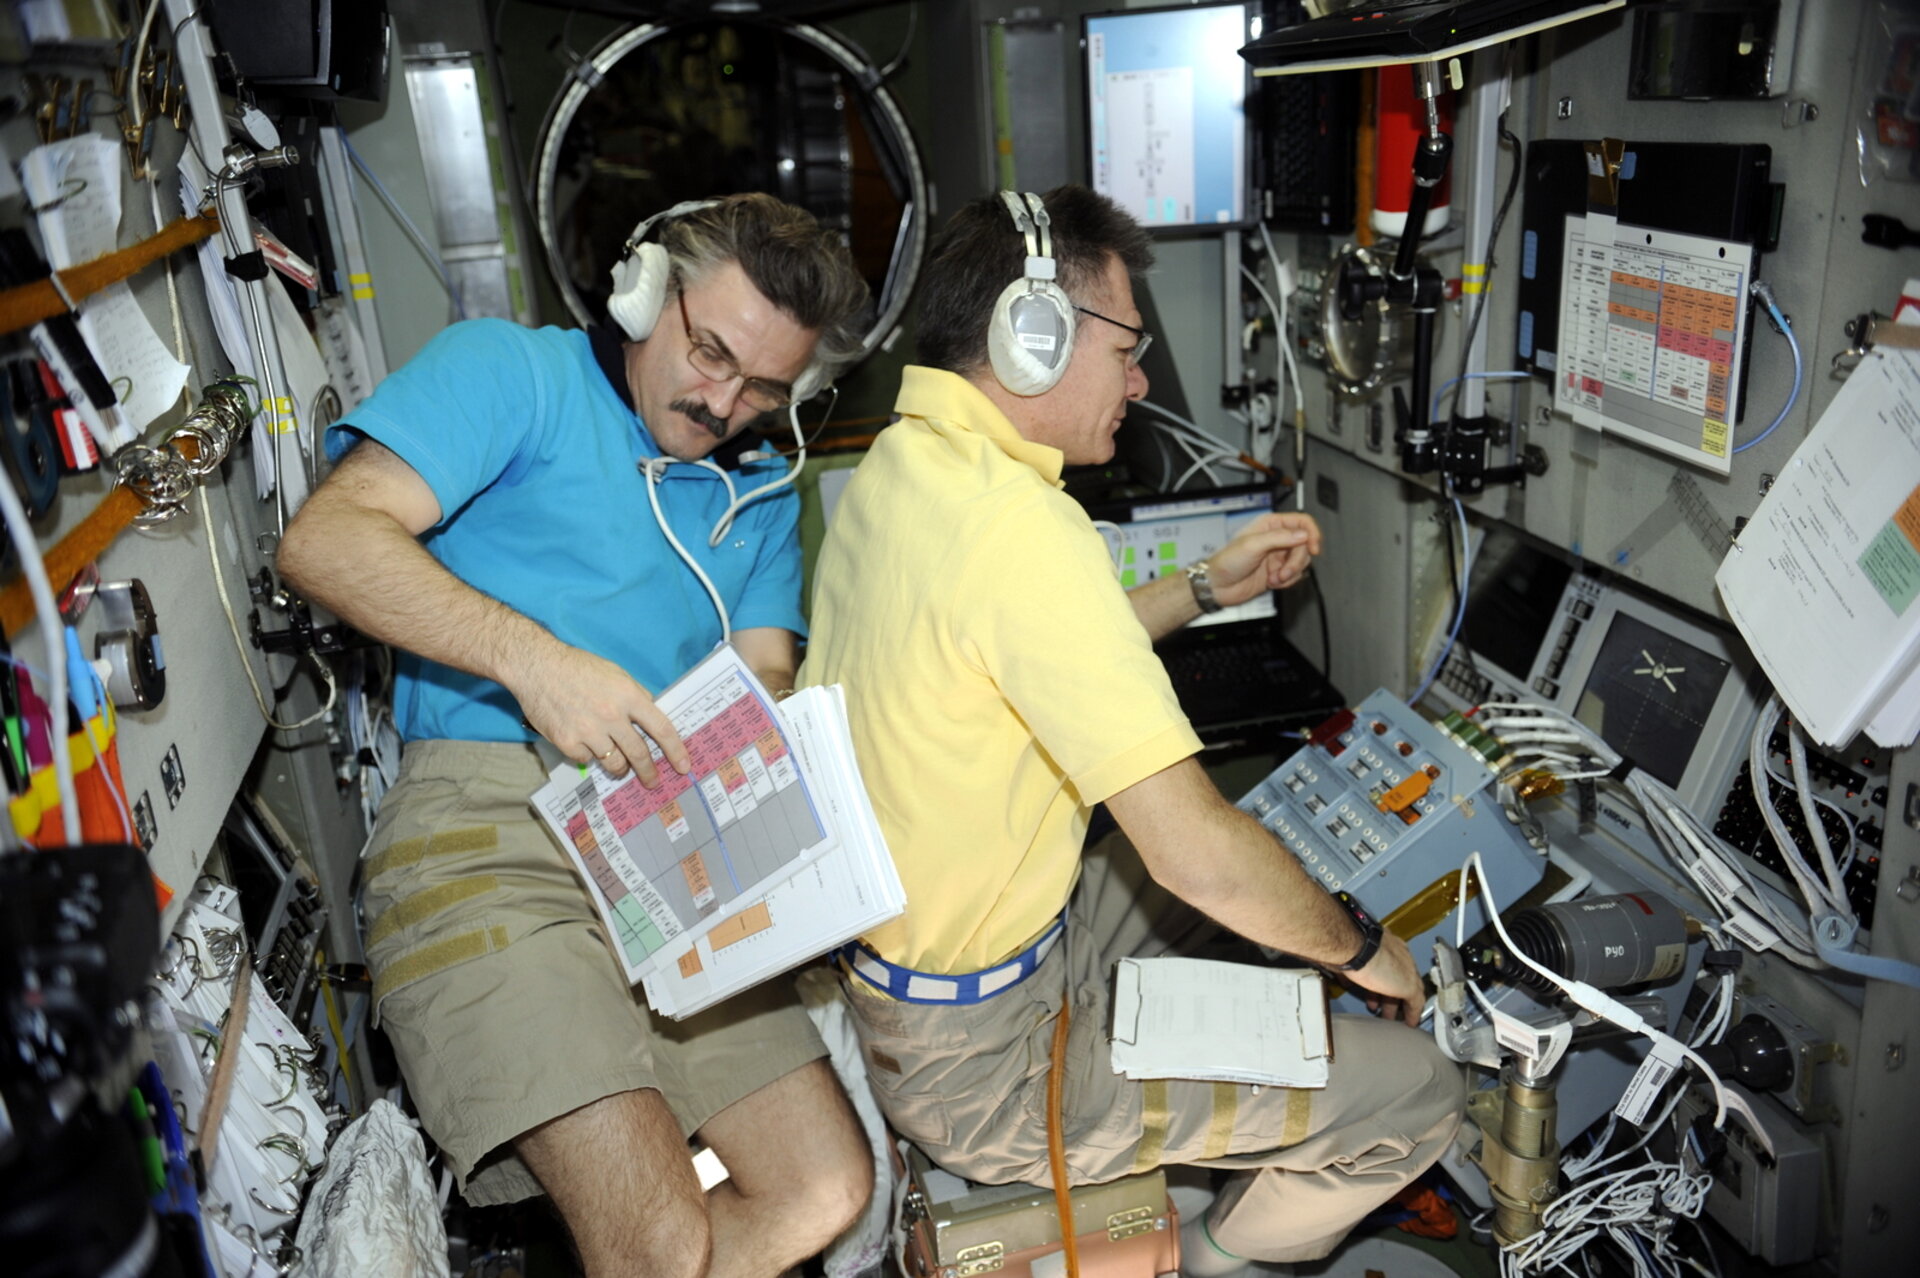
[
  {"xmin": 1555, "ymin": 215, "xmax": 1752, "ymax": 475},
  {"xmin": 534, "ymin": 649, "xmax": 829, "ymax": 982}
]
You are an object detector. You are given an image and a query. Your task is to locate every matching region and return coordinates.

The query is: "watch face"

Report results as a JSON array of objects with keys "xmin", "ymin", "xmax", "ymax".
[{"xmin": 1574, "ymin": 613, "xmax": 1731, "ymax": 788}]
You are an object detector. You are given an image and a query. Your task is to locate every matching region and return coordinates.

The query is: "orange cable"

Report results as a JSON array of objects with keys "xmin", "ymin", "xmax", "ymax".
[{"xmin": 1047, "ymin": 995, "xmax": 1081, "ymax": 1278}]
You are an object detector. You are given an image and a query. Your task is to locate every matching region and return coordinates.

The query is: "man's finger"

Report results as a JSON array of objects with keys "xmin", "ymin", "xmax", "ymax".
[
  {"xmin": 627, "ymin": 698, "xmax": 692, "ymax": 776},
  {"xmin": 608, "ymin": 723, "xmax": 662, "ymax": 787}
]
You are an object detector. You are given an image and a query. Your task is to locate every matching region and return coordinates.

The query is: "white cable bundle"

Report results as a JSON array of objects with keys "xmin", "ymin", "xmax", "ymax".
[{"xmin": 1475, "ymin": 700, "xmax": 1826, "ymax": 966}]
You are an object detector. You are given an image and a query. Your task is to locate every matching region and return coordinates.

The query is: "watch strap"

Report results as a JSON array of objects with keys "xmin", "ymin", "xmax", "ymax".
[
  {"xmin": 1331, "ymin": 890, "xmax": 1383, "ymax": 973},
  {"xmin": 1184, "ymin": 560, "xmax": 1223, "ymax": 614}
]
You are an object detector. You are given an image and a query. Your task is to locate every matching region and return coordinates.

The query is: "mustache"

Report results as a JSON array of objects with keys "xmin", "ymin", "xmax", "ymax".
[{"xmin": 671, "ymin": 398, "xmax": 731, "ymax": 439}]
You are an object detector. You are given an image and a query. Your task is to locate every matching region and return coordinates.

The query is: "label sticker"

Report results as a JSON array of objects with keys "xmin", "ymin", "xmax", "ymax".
[
  {"xmin": 1723, "ymin": 908, "xmax": 1779, "ymax": 953},
  {"xmin": 1691, "ymin": 848, "xmax": 1745, "ymax": 900},
  {"xmin": 1615, "ymin": 1035, "xmax": 1686, "ymax": 1125}
]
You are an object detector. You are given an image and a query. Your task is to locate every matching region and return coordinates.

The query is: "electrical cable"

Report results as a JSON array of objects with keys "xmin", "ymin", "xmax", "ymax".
[
  {"xmin": 1409, "ymin": 498, "xmax": 1471, "ymax": 704},
  {"xmin": 1730, "ymin": 282, "xmax": 1800, "ymax": 455},
  {"xmin": 707, "ymin": 392, "xmax": 834, "ymax": 546},
  {"xmin": 1303, "ymin": 566, "xmax": 1332, "ymax": 683},
  {"xmin": 1431, "ymin": 370, "xmax": 1531, "ymax": 425},
  {"xmin": 1134, "ymin": 398, "xmax": 1260, "ymax": 476},
  {"xmin": 200, "ymin": 486, "xmax": 336, "ymax": 731},
  {"xmin": 1454, "ymin": 114, "xmax": 1523, "ymax": 392},
  {"xmin": 0, "ymin": 465, "xmax": 79, "ymax": 844},
  {"xmin": 643, "ymin": 459, "xmax": 731, "ymax": 642},
  {"xmin": 339, "ymin": 132, "xmax": 467, "ymax": 321},
  {"xmin": 1456, "ymin": 849, "xmax": 1728, "ymax": 1126},
  {"xmin": 875, "ymin": 2, "xmax": 917, "ymax": 82}
]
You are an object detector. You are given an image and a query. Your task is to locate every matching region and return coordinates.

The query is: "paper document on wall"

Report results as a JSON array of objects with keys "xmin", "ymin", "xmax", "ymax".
[
  {"xmin": 641, "ymin": 684, "xmax": 905, "ymax": 1019},
  {"xmin": 1554, "ymin": 212, "xmax": 1750, "ymax": 474},
  {"xmin": 1714, "ymin": 349, "xmax": 1920, "ymax": 748},
  {"xmin": 531, "ymin": 645, "xmax": 837, "ymax": 984},
  {"xmin": 1110, "ymin": 957, "xmax": 1330, "ymax": 1088},
  {"xmin": 21, "ymin": 135, "xmax": 188, "ymax": 435}
]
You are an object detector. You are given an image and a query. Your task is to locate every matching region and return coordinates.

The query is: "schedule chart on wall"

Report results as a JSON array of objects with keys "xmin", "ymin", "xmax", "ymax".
[
  {"xmin": 1555, "ymin": 214, "xmax": 1752, "ymax": 474},
  {"xmin": 532, "ymin": 646, "xmax": 833, "ymax": 983}
]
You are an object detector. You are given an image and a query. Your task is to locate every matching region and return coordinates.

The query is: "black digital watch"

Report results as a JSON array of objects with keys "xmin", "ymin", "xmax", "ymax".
[{"xmin": 1331, "ymin": 890, "xmax": 1384, "ymax": 973}]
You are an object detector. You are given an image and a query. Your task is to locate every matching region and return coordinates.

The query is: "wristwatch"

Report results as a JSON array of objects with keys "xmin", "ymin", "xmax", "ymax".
[
  {"xmin": 1184, "ymin": 560, "xmax": 1223, "ymax": 614},
  {"xmin": 1331, "ymin": 891, "xmax": 1383, "ymax": 973}
]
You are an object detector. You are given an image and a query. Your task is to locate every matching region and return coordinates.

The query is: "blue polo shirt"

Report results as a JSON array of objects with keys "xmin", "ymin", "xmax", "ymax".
[{"xmin": 325, "ymin": 318, "xmax": 804, "ymax": 744}]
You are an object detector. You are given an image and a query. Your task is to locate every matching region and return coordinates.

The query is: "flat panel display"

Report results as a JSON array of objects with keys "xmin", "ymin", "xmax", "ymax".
[
  {"xmin": 1096, "ymin": 486, "xmax": 1276, "ymax": 628},
  {"xmin": 1084, "ymin": 3, "xmax": 1255, "ymax": 230}
]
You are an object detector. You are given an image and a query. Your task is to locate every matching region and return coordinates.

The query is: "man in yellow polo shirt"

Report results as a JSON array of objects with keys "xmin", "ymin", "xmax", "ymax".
[{"xmin": 802, "ymin": 187, "xmax": 1464, "ymax": 1272}]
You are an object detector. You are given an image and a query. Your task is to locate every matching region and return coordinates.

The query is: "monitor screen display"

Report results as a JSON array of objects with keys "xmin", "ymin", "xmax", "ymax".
[
  {"xmin": 1085, "ymin": 3, "xmax": 1255, "ymax": 230},
  {"xmin": 1574, "ymin": 611, "xmax": 1733, "ymax": 789},
  {"xmin": 1097, "ymin": 487, "xmax": 1276, "ymax": 628},
  {"xmin": 1459, "ymin": 527, "xmax": 1576, "ymax": 681}
]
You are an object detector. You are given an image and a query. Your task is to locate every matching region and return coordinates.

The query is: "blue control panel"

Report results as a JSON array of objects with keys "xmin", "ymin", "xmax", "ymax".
[{"xmin": 1236, "ymin": 689, "xmax": 1547, "ymax": 964}]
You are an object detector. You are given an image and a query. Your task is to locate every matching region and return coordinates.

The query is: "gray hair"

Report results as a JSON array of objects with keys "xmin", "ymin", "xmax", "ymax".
[{"xmin": 661, "ymin": 193, "xmax": 871, "ymax": 385}]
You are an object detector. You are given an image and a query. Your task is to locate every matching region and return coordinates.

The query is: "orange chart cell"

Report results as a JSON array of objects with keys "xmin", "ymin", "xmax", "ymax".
[
  {"xmin": 708, "ymin": 902, "xmax": 774, "ymax": 950},
  {"xmin": 681, "ymin": 850, "xmax": 713, "ymax": 897}
]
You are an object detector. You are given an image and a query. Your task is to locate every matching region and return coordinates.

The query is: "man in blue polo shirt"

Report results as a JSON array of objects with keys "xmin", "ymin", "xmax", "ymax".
[{"xmin": 279, "ymin": 194, "xmax": 871, "ymax": 1278}]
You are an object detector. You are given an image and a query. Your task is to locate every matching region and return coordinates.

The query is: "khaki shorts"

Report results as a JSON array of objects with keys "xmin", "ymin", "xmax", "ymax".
[
  {"xmin": 363, "ymin": 739, "xmax": 827, "ymax": 1206},
  {"xmin": 844, "ymin": 831, "xmax": 1464, "ymax": 1261}
]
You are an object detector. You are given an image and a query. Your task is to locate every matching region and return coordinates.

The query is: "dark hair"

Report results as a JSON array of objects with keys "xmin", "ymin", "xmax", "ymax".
[
  {"xmin": 661, "ymin": 193, "xmax": 872, "ymax": 380},
  {"xmin": 915, "ymin": 185, "xmax": 1153, "ymax": 376}
]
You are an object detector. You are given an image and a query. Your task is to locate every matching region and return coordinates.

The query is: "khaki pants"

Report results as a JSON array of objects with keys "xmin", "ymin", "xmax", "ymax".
[
  {"xmin": 844, "ymin": 832, "xmax": 1465, "ymax": 1263},
  {"xmin": 363, "ymin": 740, "xmax": 827, "ymax": 1206}
]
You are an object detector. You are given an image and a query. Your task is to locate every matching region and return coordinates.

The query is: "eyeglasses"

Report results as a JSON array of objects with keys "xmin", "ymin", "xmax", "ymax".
[
  {"xmin": 1074, "ymin": 306, "xmax": 1154, "ymax": 367},
  {"xmin": 677, "ymin": 291, "xmax": 795, "ymax": 412}
]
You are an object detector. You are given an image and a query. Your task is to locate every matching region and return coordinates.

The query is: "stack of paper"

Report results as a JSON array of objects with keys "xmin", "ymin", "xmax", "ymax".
[
  {"xmin": 531, "ymin": 645, "xmax": 903, "ymax": 1019},
  {"xmin": 1715, "ymin": 350, "xmax": 1920, "ymax": 749},
  {"xmin": 1109, "ymin": 957, "xmax": 1331, "ymax": 1088}
]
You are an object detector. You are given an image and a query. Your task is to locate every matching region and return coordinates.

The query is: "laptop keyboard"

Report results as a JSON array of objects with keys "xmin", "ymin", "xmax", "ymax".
[{"xmin": 1161, "ymin": 638, "xmax": 1336, "ymax": 727}]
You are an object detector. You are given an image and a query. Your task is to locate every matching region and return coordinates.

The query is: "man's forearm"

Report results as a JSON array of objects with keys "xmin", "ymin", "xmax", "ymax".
[
  {"xmin": 1111, "ymin": 759, "xmax": 1359, "ymax": 964},
  {"xmin": 280, "ymin": 497, "xmax": 556, "ymax": 687},
  {"xmin": 1180, "ymin": 803, "xmax": 1363, "ymax": 964},
  {"xmin": 1127, "ymin": 570, "xmax": 1203, "ymax": 642}
]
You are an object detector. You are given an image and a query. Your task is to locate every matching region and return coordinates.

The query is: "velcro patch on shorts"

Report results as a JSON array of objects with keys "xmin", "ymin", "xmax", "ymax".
[
  {"xmin": 373, "ymin": 924, "xmax": 511, "ymax": 1004},
  {"xmin": 365, "ymin": 824, "xmax": 500, "ymax": 880},
  {"xmin": 368, "ymin": 875, "xmax": 503, "ymax": 948},
  {"xmin": 1132, "ymin": 1078, "xmax": 1170, "ymax": 1174}
]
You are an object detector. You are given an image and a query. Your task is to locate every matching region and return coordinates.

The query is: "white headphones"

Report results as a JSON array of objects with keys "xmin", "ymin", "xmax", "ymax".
[
  {"xmin": 607, "ymin": 198, "xmax": 828, "ymax": 403},
  {"xmin": 987, "ymin": 191, "xmax": 1077, "ymax": 396}
]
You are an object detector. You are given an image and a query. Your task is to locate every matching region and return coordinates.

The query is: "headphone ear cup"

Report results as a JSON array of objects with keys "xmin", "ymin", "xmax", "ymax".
[
  {"xmin": 791, "ymin": 365, "xmax": 826, "ymax": 404},
  {"xmin": 607, "ymin": 241, "xmax": 673, "ymax": 341},
  {"xmin": 987, "ymin": 278, "xmax": 1076, "ymax": 397}
]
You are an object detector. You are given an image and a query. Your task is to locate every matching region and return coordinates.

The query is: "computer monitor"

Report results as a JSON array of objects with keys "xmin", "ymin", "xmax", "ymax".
[
  {"xmin": 1421, "ymin": 524, "xmax": 1760, "ymax": 816},
  {"xmin": 1094, "ymin": 485, "xmax": 1277, "ymax": 629},
  {"xmin": 1083, "ymin": 2, "xmax": 1257, "ymax": 231}
]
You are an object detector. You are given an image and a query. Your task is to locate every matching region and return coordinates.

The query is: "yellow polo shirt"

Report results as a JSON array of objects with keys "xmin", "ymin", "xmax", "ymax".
[{"xmin": 801, "ymin": 366, "xmax": 1201, "ymax": 974}]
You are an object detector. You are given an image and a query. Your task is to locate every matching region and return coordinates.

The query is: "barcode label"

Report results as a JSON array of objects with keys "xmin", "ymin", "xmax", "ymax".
[{"xmin": 1615, "ymin": 1036, "xmax": 1685, "ymax": 1125}]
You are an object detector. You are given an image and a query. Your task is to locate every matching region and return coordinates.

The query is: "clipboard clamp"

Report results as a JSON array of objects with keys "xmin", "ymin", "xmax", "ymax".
[{"xmin": 1582, "ymin": 137, "xmax": 1628, "ymax": 211}]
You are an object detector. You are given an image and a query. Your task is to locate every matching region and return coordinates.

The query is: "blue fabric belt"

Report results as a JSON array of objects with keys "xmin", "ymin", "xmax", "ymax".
[{"xmin": 842, "ymin": 915, "xmax": 1065, "ymax": 1005}]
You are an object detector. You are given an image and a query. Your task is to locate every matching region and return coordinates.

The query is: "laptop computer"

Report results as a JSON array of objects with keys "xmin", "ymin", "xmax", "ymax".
[{"xmin": 1089, "ymin": 484, "xmax": 1345, "ymax": 751}]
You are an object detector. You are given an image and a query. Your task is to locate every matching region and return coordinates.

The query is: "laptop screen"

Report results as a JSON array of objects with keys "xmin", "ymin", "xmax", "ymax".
[{"xmin": 1095, "ymin": 487, "xmax": 1278, "ymax": 629}]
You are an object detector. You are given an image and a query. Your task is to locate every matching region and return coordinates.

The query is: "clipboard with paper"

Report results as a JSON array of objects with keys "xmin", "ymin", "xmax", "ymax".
[{"xmin": 1109, "ymin": 957, "xmax": 1332, "ymax": 1088}]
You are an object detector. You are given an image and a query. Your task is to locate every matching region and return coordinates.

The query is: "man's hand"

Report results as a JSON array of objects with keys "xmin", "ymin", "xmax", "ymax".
[
  {"xmin": 506, "ymin": 643, "xmax": 692, "ymax": 785},
  {"xmin": 1206, "ymin": 512, "xmax": 1323, "ymax": 607},
  {"xmin": 1346, "ymin": 931, "xmax": 1426, "ymax": 1028}
]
